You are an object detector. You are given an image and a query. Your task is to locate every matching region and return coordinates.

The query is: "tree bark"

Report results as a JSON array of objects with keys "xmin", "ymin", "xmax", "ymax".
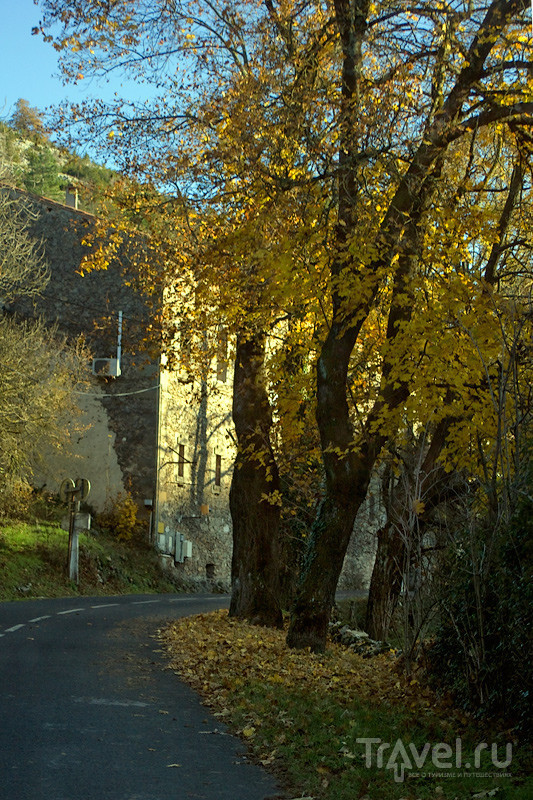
[
  {"xmin": 286, "ymin": 322, "xmax": 378, "ymax": 651},
  {"xmin": 229, "ymin": 331, "xmax": 283, "ymax": 628},
  {"xmin": 365, "ymin": 521, "xmax": 405, "ymax": 640}
]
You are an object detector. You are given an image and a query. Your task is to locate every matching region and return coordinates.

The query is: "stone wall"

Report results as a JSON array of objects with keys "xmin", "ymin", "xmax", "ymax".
[
  {"xmin": 156, "ymin": 364, "xmax": 235, "ymax": 587},
  {"xmin": 7, "ymin": 188, "xmax": 159, "ymax": 514}
]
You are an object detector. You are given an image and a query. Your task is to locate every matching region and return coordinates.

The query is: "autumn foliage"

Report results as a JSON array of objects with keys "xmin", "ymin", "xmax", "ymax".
[
  {"xmin": 161, "ymin": 610, "xmax": 532, "ymax": 798},
  {"xmin": 36, "ymin": 0, "xmax": 533, "ymax": 671}
]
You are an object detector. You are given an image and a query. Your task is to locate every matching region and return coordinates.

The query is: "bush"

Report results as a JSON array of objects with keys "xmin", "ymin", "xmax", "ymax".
[
  {"xmin": 430, "ymin": 497, "xmax": 533, "ymax": 733},
  {"xmin": 0, "ymin": 480, "xmax": 33, "ymax": 520},
  {"xmin": 97, "ymin": 491, "xmax": 139, "ymax": 541}
]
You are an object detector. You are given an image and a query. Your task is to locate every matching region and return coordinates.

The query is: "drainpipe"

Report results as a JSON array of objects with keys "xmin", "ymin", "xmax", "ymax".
[
  {"xmin": 117, "ymin": 310, "xmax": 123, "ymax": 368},
  {"xmin": 153, "ymin": 355, "xmax": 163, "ymax": 546}
]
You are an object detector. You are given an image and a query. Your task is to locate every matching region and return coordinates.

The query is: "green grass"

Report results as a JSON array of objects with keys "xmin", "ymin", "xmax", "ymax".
[
  {"xmin": 233, "ymin": 684, "xmax": 529, "ymax": 799},
  {"xmin": 0, "ymin": 520, "xmax": 180, "ymax": 600}
]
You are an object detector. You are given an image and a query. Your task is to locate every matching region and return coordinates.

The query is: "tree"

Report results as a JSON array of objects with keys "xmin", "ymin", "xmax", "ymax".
[
  {"xmin": 365, "ymin": 146, "xmax": 530, "ymax": 643},
  {"xmin": 23, "ymin": 145, "xmax": 63, "ymax": 199},
  {"xmin": 286, "ymin": 0, "xmax": 533, "ymax": 651},
  {"xmin": 36, "ymin": 0, "xmax": 533, "ymax": 648},
  {"xmin": 34, "ymin": 0, "xmax": 336, "ymax": 626},
  {"xmin": 0, "ymin": 184, "xmax": 88, "ymax": 497},
  {"xmin": 9, "ymin": 99, "xmax": 48, "ymax": 140},
  {"xmin": 0, "ymin": 316, "xmax": 88, "ymax": 488},
  {"xmin": 0, "ymin": 187, "xmax": 49, "ymax": 302}
]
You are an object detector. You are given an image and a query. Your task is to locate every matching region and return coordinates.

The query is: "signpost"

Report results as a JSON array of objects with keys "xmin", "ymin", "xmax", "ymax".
[{"xmin": 60, "ymin": 477, "xmax": 91, "ymax": 584}]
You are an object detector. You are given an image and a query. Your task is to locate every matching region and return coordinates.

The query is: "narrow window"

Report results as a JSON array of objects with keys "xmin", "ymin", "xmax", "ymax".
[
  {"xmin": 215, "ymin": 454, "xmax": 222, "ymax": 487},
  {"xmin": 178, "ymin": 444, "xmax": 185, "ymax": 479},
  {"xmin": 216, "ymin": 329, "xmax": 228, "ymax": 383},
  {"xmin": 179, "ymin": 320, "xmax": 191, "ymax": 369}
]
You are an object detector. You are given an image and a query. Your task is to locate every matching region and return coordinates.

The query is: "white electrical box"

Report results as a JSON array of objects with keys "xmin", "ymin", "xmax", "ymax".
[
  {"xmin": 175, "ymin": 533, "xmax": 193, "ymax": 563},
  {"xmin": 92, "ymin": 358, "xmax": 121, "ymax": 377}
]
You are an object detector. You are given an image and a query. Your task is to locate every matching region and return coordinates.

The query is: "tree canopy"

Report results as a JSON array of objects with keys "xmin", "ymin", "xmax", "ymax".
[{"xmin": 36, "ymin": 0, "xmax": 533, "ymax": 648}]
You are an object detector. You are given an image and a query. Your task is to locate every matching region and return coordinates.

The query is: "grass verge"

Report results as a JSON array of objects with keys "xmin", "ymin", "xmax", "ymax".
[
  {"xmin": 0, "ymin": 520, "xmax": 179, "ymax": 600},
  {"xmin": 160, "ymin": 610, "xmax": 531, "ymax": 800}
]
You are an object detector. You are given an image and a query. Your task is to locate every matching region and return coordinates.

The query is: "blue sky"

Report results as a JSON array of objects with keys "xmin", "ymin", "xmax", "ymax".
[
  {"xmin": 0, "ymin": 0, "xmax": 144, "ymax": 122},
  {"xmin": 0, "ymin": 0, "xmax": 83, "ymax": 118}
]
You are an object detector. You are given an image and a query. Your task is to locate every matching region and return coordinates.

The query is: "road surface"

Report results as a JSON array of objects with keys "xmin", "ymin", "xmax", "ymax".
[{"xmin": 0, "ymin": 594, "xmax": 283, "ymax": 800}]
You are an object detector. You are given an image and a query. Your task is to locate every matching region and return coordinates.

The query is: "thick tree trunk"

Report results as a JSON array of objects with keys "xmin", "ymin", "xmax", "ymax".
[
  {"xmin": 286, "ymin": 2, "xmax": 374, "ymax": 652},
  {"xmin": 286, "ymin": 325, "xmax": 377, "ymax": 651},
  {"xmin": 286, "ymin": 495, "xmax": 365, "ymax": 651},
  {"xmin": 229, "ymin": 332, "xmax": 283, "ymax": 628},
  {"xmin": 365, "ymin": 521, "xmax": 405, "ymax": 640}
]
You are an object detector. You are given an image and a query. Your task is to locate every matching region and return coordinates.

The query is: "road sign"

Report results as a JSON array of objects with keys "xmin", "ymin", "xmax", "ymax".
[
  {"xmin": 59, "ymin": 478, "xmax": 75, "ymax": 503},
  {"xmin": 75, "ymin": 478, "xmax": 91, "ymax": 502}
]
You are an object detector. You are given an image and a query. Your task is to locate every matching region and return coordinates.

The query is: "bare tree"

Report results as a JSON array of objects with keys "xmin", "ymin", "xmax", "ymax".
[
  {"xmin": 0, "ymin": 185, "xmax": 49, "ymax": 304},
  {"xmin": 0, "ymin": 182, "xmax": 89, "ymax": 499}
]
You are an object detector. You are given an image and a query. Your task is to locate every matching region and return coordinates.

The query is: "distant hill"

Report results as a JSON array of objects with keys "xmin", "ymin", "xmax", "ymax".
[{"xmin": 1, "ymin": 99, "xmax": 117, "ymax": 213}]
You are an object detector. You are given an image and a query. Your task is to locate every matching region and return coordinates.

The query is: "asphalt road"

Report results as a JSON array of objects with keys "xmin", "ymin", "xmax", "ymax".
[{"xmin": 0, "ymin": 594, "xmax": 283, "ymax": 800}]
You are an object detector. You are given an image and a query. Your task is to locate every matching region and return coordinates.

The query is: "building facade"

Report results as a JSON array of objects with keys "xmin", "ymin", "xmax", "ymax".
[
  {"xmin": 6, "ymin": 185, "xmax": 378, "ymax": 591},
  {"xmin": 8, "ymin": 187, "xmax": 159, "ymax": 515}
]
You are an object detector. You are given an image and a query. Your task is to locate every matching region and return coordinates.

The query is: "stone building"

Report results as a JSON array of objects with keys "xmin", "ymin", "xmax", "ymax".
[
  {"xmin": 5, "ymin": 185, "xmax": 377, "ymax": 591},
  {"xmin": 7, "ymin": 185, "xmax": 237, "ymax": 587},
  {"xmin": 8, "ymin": 186, "xmax": 159, "ymax": 514},
  {"xmin": 155, "ymin": 363, "xmax": 236, "ymax": 586}
]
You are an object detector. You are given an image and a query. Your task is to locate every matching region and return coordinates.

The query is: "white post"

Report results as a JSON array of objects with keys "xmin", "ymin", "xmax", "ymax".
[{"xmin": 117, "ymin": 311, "xmax": 123, "ymax": 368}]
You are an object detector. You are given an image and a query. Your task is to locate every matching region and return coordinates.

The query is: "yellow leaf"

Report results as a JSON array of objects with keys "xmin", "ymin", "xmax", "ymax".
[{"xmin": 413, "ymin": 499, "xmax": 425, "ymax": 516}]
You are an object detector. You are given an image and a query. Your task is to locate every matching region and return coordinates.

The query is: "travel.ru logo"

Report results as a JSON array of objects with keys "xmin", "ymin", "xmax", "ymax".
[{"xmin": 356, "ymin": 737, "xmax": 513, "ymax": 783}]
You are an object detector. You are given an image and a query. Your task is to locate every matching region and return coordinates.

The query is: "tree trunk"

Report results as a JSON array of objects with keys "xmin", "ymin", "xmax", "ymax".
[
  {"xmin": 286, "ymin": 495, "xmax": 365, "ymax": 651},
  {"xmin": 286, "ymin": 325, "xmax": 377, "ymax": 651},
  {"xmin": 229, "ymin": 331, "xmax": 283, "ymax": 628},
  {"xmin": 365, "ymin": 521, "xmax": 405, "ymax": 640}
]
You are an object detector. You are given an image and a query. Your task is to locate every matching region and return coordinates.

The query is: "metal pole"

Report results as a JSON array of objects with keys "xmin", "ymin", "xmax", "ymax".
[
  {"xmin": 67, "ymin": 495, "xmax": 76, "ymax": 582},
  {"xmin": 66, "ymin": 493, "xmax": 81, "ymax": 584}
]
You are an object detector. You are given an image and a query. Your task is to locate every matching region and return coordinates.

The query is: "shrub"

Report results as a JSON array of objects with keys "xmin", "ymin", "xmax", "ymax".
[
  {"xmin": 0, "ymin": 480, "xmax": 33, "ymax": 520},
  {"xmin": 97, "ymin": 491, "xmax": 139, "ymax": 541},
  {"xmin": 430, "ymin": 497, "xmax": 533, "ymax": 733}
]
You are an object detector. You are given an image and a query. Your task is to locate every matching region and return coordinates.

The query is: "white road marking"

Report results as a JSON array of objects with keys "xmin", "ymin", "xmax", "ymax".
[
  {"xmin": 132, "ymin": 599, "xmax": 160, "ymax": 605},
  {"xmin": 0, "ymin": 596, "xmax": 194, "ymax": 638},
  {"xmin": 168, "ymin": 596, "xmax": 227, "ymax": 602},
  {"xmin": 168, "ymin": 597, "xmax": 199, "ymax": 603},
  {"xmin": 57, "ymin": 608, "xmax": 84, "ymax": 615}
]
